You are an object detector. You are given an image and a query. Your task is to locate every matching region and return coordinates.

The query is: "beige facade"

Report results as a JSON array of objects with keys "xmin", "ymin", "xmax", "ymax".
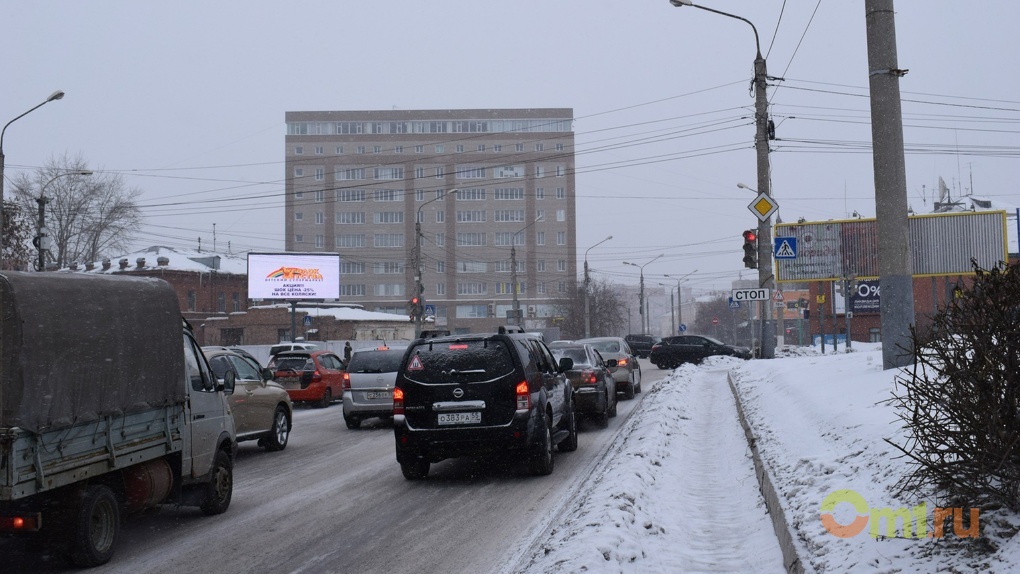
[{"xmin": 284, "ymin": 108, "xmax": 577, "ymax": 334}]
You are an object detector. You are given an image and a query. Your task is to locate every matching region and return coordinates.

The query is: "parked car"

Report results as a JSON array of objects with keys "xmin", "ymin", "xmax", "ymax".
[
  {"xmin": 269, "ymin": 341, "xmax": 319, "ymax": 357},
  {"xmin": 393, "ymin": 327, "xmax": 578, "ymax": 480},
  {"xmin": 203, "ymin": 345, "xmax": 262, "ymax": 367},
  {"xmin": 575, "ymin": 336, "xmax": 642, "ymax": 399},
  {"xmin": 268, "ymin": 349, "xmax": 345, "ymax": 408},
  {"xmin": 341, "ymin": 345, "xmax": 408, "ymax": 429},
  {"xmin": 551, "ymin": 343, "xmax": 617, "ymax": 428},
  {"xmin": 204, "ymin": 348, "xmax": 293, "ymax": 451},
  {"xmin": 650, "ymin": 335, "xmax": 752, "ymax": 369},
  {"xmin": 624, "ymin": 334, "xmax": 660, "ymax": 358}
]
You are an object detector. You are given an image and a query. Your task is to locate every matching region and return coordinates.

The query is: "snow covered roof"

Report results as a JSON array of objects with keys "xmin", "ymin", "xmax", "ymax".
[{"xmin": 65, "ymin": 245, "xmax": 249, "ymax": 275}]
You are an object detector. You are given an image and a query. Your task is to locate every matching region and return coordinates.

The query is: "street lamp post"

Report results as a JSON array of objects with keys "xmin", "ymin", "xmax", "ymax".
[
  {"xmin": 670, "ymin": 0, "xmax": 775, "ymax": 359},
  {"xmin": 664, "ymin": 269, "xmax": 697, "ymax": 335},
  {"xmin": 36, "ymin": 170, "xmax": 92, "ymax": 271},
  {"xmin": 584, "ymin": 235, "xmax": 613, "ymax": 338},
  {"xmin": 510, "ymin": 216, "xmax": 543, "ymax": 326},
  {"xmin": 413, "ymin": 189, "xmax": 455, "ymax": 337},
  {"xmin": 1, "ymin": 90, "xmax": 65, "ymax": 264},
  {"xmin": 623, "ymin": 254, "xmax": 663, "ymax": 334}
]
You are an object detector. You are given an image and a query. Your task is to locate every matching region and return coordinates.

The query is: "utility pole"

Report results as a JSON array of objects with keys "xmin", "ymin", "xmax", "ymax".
[
  {"xmin": 35, "ymin": 195, "xmax": 47, "ymax": 271},
  {"xmin": 866, "ymin": 0, "xmax": 915, "ymax": 369}
]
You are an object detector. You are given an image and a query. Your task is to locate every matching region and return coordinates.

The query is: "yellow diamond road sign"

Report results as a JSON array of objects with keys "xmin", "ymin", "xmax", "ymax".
[{"xmin": 748, "ymin": 192, "xmax": 779, "ymax": 222}]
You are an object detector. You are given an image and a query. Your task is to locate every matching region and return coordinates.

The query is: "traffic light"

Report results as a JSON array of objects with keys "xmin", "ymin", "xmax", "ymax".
[
  {"xmin": 409, "ymin": 296, "xmax": 422, "ymax": 321},
  {"xmin": 742, "ymin": 229, "xmax": 758, "ymax": 269}
]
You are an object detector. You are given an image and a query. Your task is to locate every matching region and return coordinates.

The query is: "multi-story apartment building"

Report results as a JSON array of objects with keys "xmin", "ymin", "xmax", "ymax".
[{"xmin": 284, "ymin": 108, "xmax": 577, "ymax": 334}]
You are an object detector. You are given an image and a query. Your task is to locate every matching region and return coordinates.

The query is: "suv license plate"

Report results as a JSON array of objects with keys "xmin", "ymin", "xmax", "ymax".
[
  {"xmin": 365, "ymin": 391, "xmax": 390, "ymax": 400},
  {"xmin": 438, "ymin": 412, "xmax": 481, "ymax": 425}
]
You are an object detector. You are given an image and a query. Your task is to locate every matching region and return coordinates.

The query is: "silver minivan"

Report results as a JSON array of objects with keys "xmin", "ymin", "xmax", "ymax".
[{"xmin": 341, "ymin": 345, "xmax": 407, "ymax": 429}]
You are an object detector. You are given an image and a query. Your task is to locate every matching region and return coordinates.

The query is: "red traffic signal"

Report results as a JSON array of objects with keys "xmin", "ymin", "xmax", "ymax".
[
  {"xmin": 411, "ymin": 296, "xmax": 420, "ymax": 306},
  {"xmin": 742, "ymin": 229, "xmax": 758, "ymax": 269}
]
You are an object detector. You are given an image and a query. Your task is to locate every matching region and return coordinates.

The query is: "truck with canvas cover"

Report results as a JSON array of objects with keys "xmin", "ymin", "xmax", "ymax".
[{"xmin": 0, "ymin": 271, "xmax": 236, "ymax": 567}]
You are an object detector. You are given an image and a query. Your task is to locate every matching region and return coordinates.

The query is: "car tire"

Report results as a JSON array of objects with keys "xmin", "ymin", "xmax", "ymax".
[
  {"xmin": 559, "ymin": 402, "xmax": 578, "ymax": 452},
  {"xmin": 317, "ymin": 388, "xmax": 332, "ymax": 409},
  {"xmin": 344, "ymin": 413, "xmax": 361, "ymax": 429},
  {"xmin": 622, "ymin": 378, "xmax": 635, "ymax": 400},
  {"xmin": 69, "ymin": 484, "xmax": 119, "ymax": 568},
  {"xmin": 596, "ymin": 403, "xmax": 610, "ymax": 429},
  {"xmin": 608, "ymin": 392, "xmax": 618, "ymax": 418},
  {"xmin": 529, "ymin": 415, "xmax": 555, "ymax": 476},
  {"xmin": 200, "ymin": 449, "xmax": 233, "ymax": 516},
  {"xmin": 264, "ymin": 406, "xmax": 290, "ymax": 451},
  {"xmin": 401, "ymin": 459, "xmax": 430, "ymax": 480},
  {"xmin": 634, "ymin": 370, "xmax": 642, "ymax": 394}
]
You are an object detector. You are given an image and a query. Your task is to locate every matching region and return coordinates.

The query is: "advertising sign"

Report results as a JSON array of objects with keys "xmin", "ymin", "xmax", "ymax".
[
  {"xmin": 247, "ymin": 252, "xmax": 341, "ymax": 300},
  {"xmin": 849, "ymin": 280, "xmax": 881, "ymax": 314}
]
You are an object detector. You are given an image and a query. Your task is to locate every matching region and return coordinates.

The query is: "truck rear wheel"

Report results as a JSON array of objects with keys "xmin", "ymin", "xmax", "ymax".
[
  {"xmin": 200, "ymin": 449, "xmax": 233, "ymax": 515},
  {"xmin": 69, "ymin": 484, "xmax": 119, "ymax": 567}
]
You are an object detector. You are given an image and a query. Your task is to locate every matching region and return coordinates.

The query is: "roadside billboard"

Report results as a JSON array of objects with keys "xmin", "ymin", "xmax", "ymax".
[{"xmin": 247, "ymin": 252, "xmax": 341, "ymax": 300}]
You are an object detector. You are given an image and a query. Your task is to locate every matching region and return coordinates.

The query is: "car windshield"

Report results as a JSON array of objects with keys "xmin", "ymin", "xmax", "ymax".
[
  {"xmin": 552, "ymin": 348, "xmax": 591, "ymax": 367},
  {"xmin": 587, "ymin": 340, "xmax": 621, "ymax": 354},
  {"xmin": 404, "ymin": 339, "xmax": 515, "ymax": 383},
  {"xmin": 347, "ymin": 349, "xmax": 406, "ymax": 373},
  {"xmin": 271, "ymin": 356, "xmax": 313, "ymax": 371}
]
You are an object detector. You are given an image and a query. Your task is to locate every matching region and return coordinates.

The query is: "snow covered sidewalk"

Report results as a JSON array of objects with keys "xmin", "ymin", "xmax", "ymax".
[{"xmin": 520, "ymin": 365, "xmax": 786, "ymax": 573}]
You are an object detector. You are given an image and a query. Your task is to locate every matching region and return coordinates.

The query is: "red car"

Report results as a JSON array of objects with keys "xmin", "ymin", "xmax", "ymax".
[{"xmin": 268, "ymin": 349, "xmax": 346, "ymax": 408}]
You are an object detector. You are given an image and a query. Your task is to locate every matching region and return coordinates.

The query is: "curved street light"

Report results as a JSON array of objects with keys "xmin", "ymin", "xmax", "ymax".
[
  {"xmin": 1, "ymin": 90, "xmax": 66, "ymax": 264},
  {"xmin": 623, "ymin": 254, "xmax": 663, "ymax": 334},
  {"xmin": 510, "ymin": 215, "xmax": 543, "ymax": 326},
  {"xmin": 36, "ymin": 169, "xmax": 92, "ymax": 271},
  {"xmin": 583, "ymin": 235, "xmax": 612, "ymax": 338},
  {"xmin": 671, "ymin": 0, "xmax": 776, "ymax": 358},
  {"xmin": 412, "ymin": 188, "xmax": 456, "ymax": 337},
  {"xmin": 664, "ymin": 269, "xmax": 698, "ymax": 335}
]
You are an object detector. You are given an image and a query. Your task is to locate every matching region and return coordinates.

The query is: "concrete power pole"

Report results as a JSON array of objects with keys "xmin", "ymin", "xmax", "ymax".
[{"xmin": 865, "ymin": 0, "xmax": 915, "ymax": 369}]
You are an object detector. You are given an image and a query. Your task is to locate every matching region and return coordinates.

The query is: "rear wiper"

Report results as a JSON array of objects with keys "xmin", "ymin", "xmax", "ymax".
[{"xmin": 447, "ymin": 368, "xmax": 487, "ymax": 375}]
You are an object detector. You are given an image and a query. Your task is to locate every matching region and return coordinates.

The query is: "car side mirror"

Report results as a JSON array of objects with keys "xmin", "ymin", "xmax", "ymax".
[
  {"xmin": 220, "ymin": 370, "xmax": 236, "ymax": 394},
  {"xmin": 558, "ymin": 357, "xmax": 574, "ymax": 372},
  {"xmin": 262, "ymin": 367, "xmax": 274, "ymax": 381},
  {"xmin": 605, "ymin": 359, "xmax": 618, "ymax": 368}
]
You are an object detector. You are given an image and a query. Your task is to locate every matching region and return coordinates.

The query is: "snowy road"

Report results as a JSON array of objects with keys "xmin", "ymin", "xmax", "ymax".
[{"xmin": 518, "ymin": 366, "xmax": 787, "ymax": 573}]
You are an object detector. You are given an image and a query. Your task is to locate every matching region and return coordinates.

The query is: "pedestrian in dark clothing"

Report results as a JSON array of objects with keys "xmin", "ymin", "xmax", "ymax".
[{"xmin": 344, "ymin": 341, "xmax": 353, "ymax": 363}]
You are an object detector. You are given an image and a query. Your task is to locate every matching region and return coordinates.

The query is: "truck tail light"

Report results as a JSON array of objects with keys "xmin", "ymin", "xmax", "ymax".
[
  {"xmin": 516, "ymin": 381, "xmax": 530, "ymax": 410},
  {"xmin": 0, "ymin": 514, "xmax": 41, "ymax": 532},
  {"xmin": 393, "ymin": 387, "xmax": 405, "ymax": 415}
]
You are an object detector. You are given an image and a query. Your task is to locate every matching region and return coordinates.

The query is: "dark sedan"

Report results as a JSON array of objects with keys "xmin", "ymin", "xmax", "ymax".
[
  {"xmin": 551, "ymin": 344, "xmax": 617, "ymax": 428},
  {"xmin": 650, "ymin": 335, "xmax": 752, "ymax": 369}
]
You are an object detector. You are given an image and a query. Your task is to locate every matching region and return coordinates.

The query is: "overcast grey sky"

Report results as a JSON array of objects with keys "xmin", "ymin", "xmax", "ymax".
[{"xmin": 3, "ymin": 1, "xmax": 1018, "ymax": 294}]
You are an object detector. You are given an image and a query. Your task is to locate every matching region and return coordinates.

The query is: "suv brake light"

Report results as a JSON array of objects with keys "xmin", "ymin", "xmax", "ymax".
[
  {"xmin": 516, "ymin": 381, "xmax": 530, "ymax": 410},
  {"xmin": 341, "ymin": 372, "xmax": 351, "ymax": 390},
  {"xmin": 581, "ymin": 369, "xmax": 597, "ymax": 385},
  {"xmin": 617, "ymin": 358, "xmax": 629, "ymax": 367},
  {"xmin": 393, "ymin": 387, "xmax": 405, "ymax": 415}
]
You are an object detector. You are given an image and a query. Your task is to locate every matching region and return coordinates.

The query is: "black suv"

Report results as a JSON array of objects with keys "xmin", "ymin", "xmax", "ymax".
[
  {"xmin": 649, "ymin": 335, "xmax": 752, "ymax": 369},
  {"xmin": 392, "ymin": 327, "xmax": 578, "ymax": 479},
  {"xmin": 624, "ymin": 334, "xmax": 659, "ymax": 358}
]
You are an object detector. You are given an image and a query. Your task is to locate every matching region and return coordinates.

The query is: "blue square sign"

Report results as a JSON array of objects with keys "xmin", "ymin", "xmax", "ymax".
[{"xmin": 774, "ymin": 237, "xmax": 797, "ymax": 259}]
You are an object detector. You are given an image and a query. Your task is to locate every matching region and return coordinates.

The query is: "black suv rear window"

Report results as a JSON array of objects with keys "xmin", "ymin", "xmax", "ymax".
[
  {"xmin": 347, "ymin": 349, "xmax": 406, "ymax": 373},
  {"xmin": 404, "ymin": 340, "xmax": 515, "ymax": 383}
]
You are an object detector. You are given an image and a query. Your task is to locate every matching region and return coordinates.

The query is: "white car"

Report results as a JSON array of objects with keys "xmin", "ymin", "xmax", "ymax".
[{"xmin": 341, "ymin": 345, "xmax": 407, "ymax": 429}]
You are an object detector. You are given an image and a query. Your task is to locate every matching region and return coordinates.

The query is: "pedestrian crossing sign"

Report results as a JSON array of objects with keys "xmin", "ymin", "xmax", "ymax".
[{"xmin": 774, "ymin": 237, "xmax": 797, "ymax": 259}]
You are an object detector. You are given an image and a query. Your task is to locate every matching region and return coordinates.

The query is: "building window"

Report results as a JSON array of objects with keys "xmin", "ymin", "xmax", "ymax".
[
  {"xmin": 456, "ymin": 188, "xmax": 486, "ymax": 201},
  {"xmin": 494, "ymin": 232, "xmax": 524, "ymax": 247},
  {"xmin": 295, "ymin": 234, "xmax": 304, "ymax": 243},
  {"xmin": 477, "ymin": 144, "xmax": 486, "ymax": 152},
  {"xmin": 436, "ymin": 211, "xmax": 445, "ymax": 223},
  {"xmin": 457, "ymin": 282, "xmax": 487, "ymax": 295},
  {"xmin": 537, "ymin": 282, "xmax": 546, "ymax": 294},
  {"xmin": 435, "ymin": 167, "xmax": 445, "ymax": 179},
  {"xmin": 315, "ymin": 235, "xmax": 324, "ymax": 248},
  {"xmin": 457, "ymin": 260, "xmax": 487, "ymax": 273},
  {"xmin": 217, "ymin": 293, "xmax": 226, "ymax": 312},
  {"xmin": 435, "ymin": 233, "xmax": 445, "ymax": 246},
  {"xmin": 494, "ymin": 188, "xmax": 524, "ymax": 200},
  {"xmin": 340, "ymin": 262, "xmax": 365, "ymax": 274},
  {"xmin": 374, "ymin": 189, "xmax": 400, "ymax": 202},
  {"xmin": 336, "ymin": 146, "xmax": 344, "ymax": 154},
  {"xmin": 294, "ymin": 168, "xmax": 304, "ymax": 178},
  {"xmin": 374, "ymin": 167, "xmax": 404, "ymax": 180},
  {"xmin": 415, "ymin": 167, "xmax": 425, "ymax": 179},
  {"xmin": 336, "ymin": 168, "xmax": 366, "ymax": 180},
  {"xmin": 373, "ymin": 262, "xmax": 405, "ymax": 274},
  {"xmin": 455, "ymin": 144, "xmax": 464, "ymax": 153},
  {"xmin": 556, "ymin": 143, "xmax": 564, "ymax": 151},
  {"xmin": 456, "ymin": 304, "xmax": 488, "ymax": 319},
  {"xmin": 374, "ymin": 146, "xmax": 381, "ymax": 153},
  {"xmin": 416, "ymin": 211, "xmax": 424, "ymax": 224},
  {"xmin": 515, "ymin": 143, "xmax": 524, "ymax": 152},
  {"xmin": 536, "ymin": 209, "xmax": 544, "ymax": 221},
  {"xmin": 494, "ymin": 209, "xmax": 525, "ymax": 223},
  {"xmin": 315, "ymin": 146, "xmax": 324, "ymax": 155},
  {"xmin": 556, "ymin": 187, "xmax": 566, "ymax": 199},
  {"xmin": 315, "ymin": 212, "xmax": 324, "ymax": 224},
  {"xmin": 373, "ymin": 233, "xmax": 404, "ymax": 248},
  {"xmin": 558, "ymin": 281, "xmax": 567, "ymax": 293},
  {"xmin": 340, "ymin": 284, "xmax": 366, "ymax": 297},
  {"xmin": 556, "ymin": 209, "xmax": 566, "ymax": 222},
  {"xmin": 556, "ymin": 165, "xmax": 565, "ymax": 177},
  {"xmin": 375, "ymin": 284, "xmax": 405, "ymax": 296},
  {"xmin": 436, "ymin": 283, "xmax": 445, "ymax": 295},
  {"xmin": 456, "ymin": 232, "xmax": 486, "ymax": 246},
  {"xmin": 337, "ymin": 189, "xmax": 366, "ymax": 202},
  {"xmin": 436, "ymin": 260, "xmax": 445, "ymax": 273},
  {"xmin": 535, "ymin": 143, "xmax": 544, "ymax": 151},
  {"xmin": 295, "ymin": 212, "xmax": 303, "ymax": 221},
  {"xmin": 494, "ymin": 144, "xmax": 502, "ymax": 152},
  {"xmin": 374, "ymin": 211, "xmax": 404, "ymax": 224},
  {"xmin": 187, "ymin": 290, "xmax": 196, "ymax": 311},
  {"xmin": 536, "ymin": 231, "xmax": 545, "ymax": 246},
  {"xmin": 558, "ymin": 260, "xmax": 567, "ymax": 272},
  {"xmin": 295, "ymin": 146, "xmax": 303, "ymax": 155},
  {"xmin": 535, "ymin": 166, "xmax": 544, "ymax": 178},
  {"xmin": 536, "ymin": 187, "xmax": 544, "ymax": 200},
  {"xmin": 456, "ymin": 210, "xmax": 487, "ymax": 223},
  {"xmin": 435, "ymin": 145, "xmax": 444, "ymax": 153},
  {"xmin": 416, "ymin": 189, "xmax": 425, "ymax": 201},
  {"xmin": 336, "ymin": 234, "xmax": 365, "ymax": 248},
  {"xmin": 314, "ymin": 190, "xmax": 324, "ymax": 203},
  {"xmin": 357, "ymin": 145, "xmax": 366, "ymax": 154},
  {"xmin": 415, "ymin": 145, "xmax": 424, "ymax": 153},
  {"xmin": 394, "ymin": 145, "xmax": 403, "ymax": 153},
  {"xmin": 537, "ymin": 260, "xmax": 546, "ymax": 272},
  {"xmin": 557, "ymin": 231, "xmax": 566, "ymax": 245},
  {"xmin": 436, "ymin": 188, "xmax": 446, "ymax": 200},
  {"xmin": 336, "ymin": 211, "xmax": 365, "ymax": 224}
]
